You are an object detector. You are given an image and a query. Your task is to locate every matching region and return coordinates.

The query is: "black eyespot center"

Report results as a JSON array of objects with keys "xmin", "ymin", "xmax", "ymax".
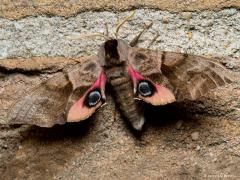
[
  {"xmin": 138, "ymin": 80, "xmax": 155, "ymax": 97},
  {"xmin": 86, "ymin": 89, "xmax": 102, "ymax": 107}
]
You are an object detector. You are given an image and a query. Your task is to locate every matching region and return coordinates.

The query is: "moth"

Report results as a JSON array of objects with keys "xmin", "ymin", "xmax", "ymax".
[{"xmin": 1, "ymin": 13, "xmax": 234, "ymax": 130}]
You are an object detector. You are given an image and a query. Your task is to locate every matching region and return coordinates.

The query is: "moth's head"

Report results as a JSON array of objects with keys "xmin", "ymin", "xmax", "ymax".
[
  {"xmin": 97, "ymin": 39, "xmax": 129, "ymax": 67},
  {"xmin": 104, "ymin": 39, "xmax": 119, "ymax": 60}
]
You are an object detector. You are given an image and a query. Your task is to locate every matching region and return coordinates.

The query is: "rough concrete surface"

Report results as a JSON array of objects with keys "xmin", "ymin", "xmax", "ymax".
[
  {"xmin": 0, "ymin": 5, "xmax": 240, "ymax": 180},
  {"xmin": 0, "ymin": 9, "xmax": 240, "ymax": 60}
]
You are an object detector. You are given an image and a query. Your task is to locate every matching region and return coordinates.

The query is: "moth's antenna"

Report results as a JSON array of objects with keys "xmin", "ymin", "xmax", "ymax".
[
  {"xmin": 130, "ymin": 22, "xmax": 153, "ymax": 47},
  {"xmin": 115, "ymin": 11, "xmax": 136, "ymax": 39},
  {"xmin": 66, "ymin": 33, "xmax": 110, "ymax": 40},
  {"xmin": 104, "ymin": 22, "xmax": 109, "ymax": 37},
  {"xmin": 147, "ymin": 32, "xmax": 159, "ymax": 48}
]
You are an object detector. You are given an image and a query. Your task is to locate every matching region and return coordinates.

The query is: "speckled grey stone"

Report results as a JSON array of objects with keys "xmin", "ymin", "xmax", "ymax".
[{"xmin": 0, "ymin": 9, "xmax": 239, "ymax": 60}]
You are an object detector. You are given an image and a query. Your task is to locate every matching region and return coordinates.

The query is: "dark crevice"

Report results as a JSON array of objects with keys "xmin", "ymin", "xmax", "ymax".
[
  {"xmin": 1, "ymin": 7, "xmax": 239, "ymax": 20},
  {"xmin": 0, "ymin": 66, "xmax": 63, "ymax": 76}
]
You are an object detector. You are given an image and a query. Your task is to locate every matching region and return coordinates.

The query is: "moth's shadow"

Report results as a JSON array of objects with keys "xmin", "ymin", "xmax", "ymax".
[
  {"xmin": 124, "ymin": 101, "xmax": 197, "ymax": 138},
  {"xmin": 144, "ymin": 103, "xmax": 189, "ymax": 126},
  {"xmin": 18, "ymin": 99, "xmax": 222, "ymax": 140},
  {"xmin": 143, "ymin": 99, "xmax": 221, "ymax": 130},
  {"xmin": 18, "ymin": 119, "xmax": 94, "ymax": 141}
]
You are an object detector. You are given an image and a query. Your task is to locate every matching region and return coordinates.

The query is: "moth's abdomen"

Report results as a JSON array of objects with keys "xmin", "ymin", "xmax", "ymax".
[{"xmin": 110, "ymin": 78, "xmax": 145, "ymax": 130}]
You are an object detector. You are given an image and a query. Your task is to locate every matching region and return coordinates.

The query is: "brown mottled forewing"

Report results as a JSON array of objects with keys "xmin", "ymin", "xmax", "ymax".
[
  {"xmin": 0, "ymin": 56, "xmax": 101, "ymax": 127},
  {"xmin": 128, "ymin": 48, "xmax": 234, "ymax": 101},
  {"xmin": 6, "ymin": 72, "xmax": 72, "ymax": 127},
  {"xmin": 160, "ymin": 52, "xmax": 234, "ymax": 101}
]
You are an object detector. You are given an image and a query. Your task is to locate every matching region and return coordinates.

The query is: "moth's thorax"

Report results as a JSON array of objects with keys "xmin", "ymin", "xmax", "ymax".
[{"xmin": 98, "ymin": 39, "xmax": 130, "ymax": 85}]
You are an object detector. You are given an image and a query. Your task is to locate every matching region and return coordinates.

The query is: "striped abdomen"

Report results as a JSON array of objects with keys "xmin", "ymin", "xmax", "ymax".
[{"xmin": 109, "ymin": 71, "xmax": 145, "ymax": 130}]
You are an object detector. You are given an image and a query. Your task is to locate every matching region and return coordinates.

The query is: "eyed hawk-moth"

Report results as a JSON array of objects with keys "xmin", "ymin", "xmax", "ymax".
[{"xmin": 0, "ymin": 12, "xmax": 235, "ymax": 131}]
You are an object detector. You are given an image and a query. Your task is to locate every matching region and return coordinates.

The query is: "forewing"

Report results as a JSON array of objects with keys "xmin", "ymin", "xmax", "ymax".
[
  {"xmin": 0, "ymin": 56, "xmax": 102, "ymax": 127},
  {"xmin": 161, "ymin": 52, "xmax": 235, "ymax": 101},
  {"xmin": 6, "ymin": 72, "xmax": 72, "ymax": 127}
]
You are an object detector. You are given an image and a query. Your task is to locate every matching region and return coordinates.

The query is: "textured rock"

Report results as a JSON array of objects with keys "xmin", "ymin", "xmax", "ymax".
[{"xmin": 0, "ymin": 9, "xmax": 239, "ymax": 60}]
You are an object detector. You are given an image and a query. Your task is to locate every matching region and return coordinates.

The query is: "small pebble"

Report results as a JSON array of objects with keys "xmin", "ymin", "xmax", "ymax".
[
  {"xmin": 175, "ymin": 120, "xmax": 183, "ymax": 129},
  {"xmin": 191, "ymin": 132, "xmax": 199, "ymax": 141}
]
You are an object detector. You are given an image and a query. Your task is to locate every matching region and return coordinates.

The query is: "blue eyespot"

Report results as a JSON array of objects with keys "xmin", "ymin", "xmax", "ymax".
[
  {"xmin": 87, "ymin": 90, "xmax": 101, "ymax": 107},
  {"xmin": 138, "ymin": 81, "xmax": 154, "ymax": 97}
]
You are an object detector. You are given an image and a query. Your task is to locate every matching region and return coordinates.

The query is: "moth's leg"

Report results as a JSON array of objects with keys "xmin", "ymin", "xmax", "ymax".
[
  {"xmin": 67, "ymin": 21, "xmax": 110, "ymax": 40},
  {"xmin": 147, "ymin": 33, "xmax": 159, "ymax": 48},
  {"xmin": 130, "ymin": 22, "xmax": 153, "ymax": 47},
  {"xmin": 67, "ymin": 33, "xmax": 109, "ymax": 40},
  {"xmin": 104, "ymin": 22, "xmax": 109, "ymax": 37}
]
